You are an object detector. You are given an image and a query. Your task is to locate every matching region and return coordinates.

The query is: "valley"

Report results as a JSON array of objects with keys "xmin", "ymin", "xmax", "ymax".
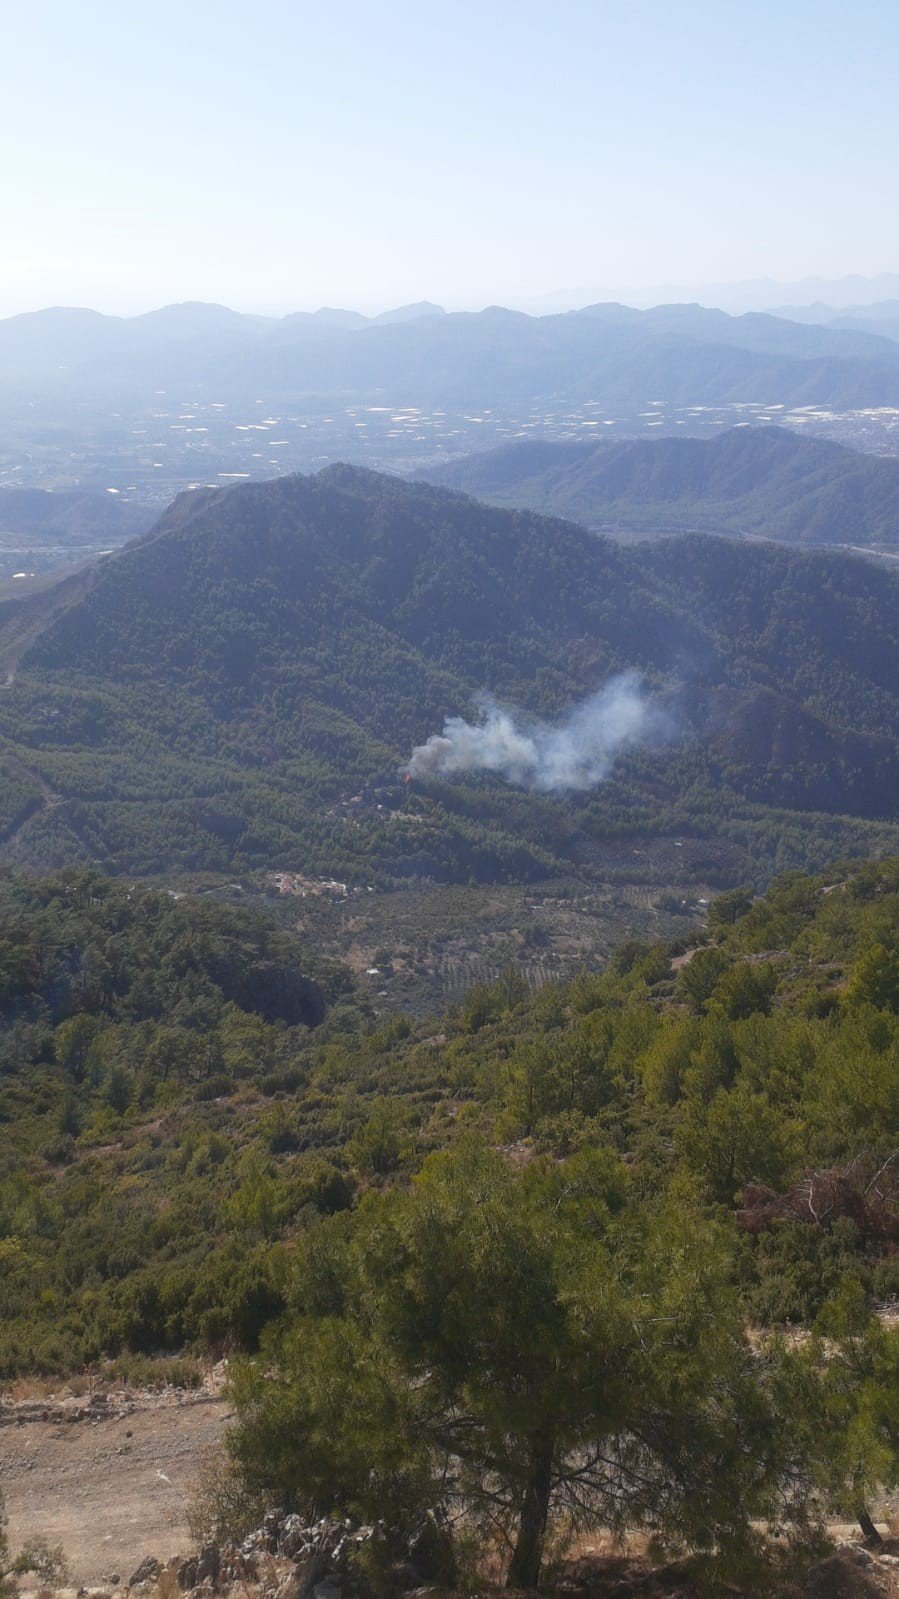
[
  {"xmin": 251, "ymin": 862, "xmax": 714, "ymax": 1017},
  {"xmin": 2, "ymin": 389, "xmax": 898, "ymax": 565},
  {"xmin": 3, "ymin": 298, "xmax": 899, "ymax": 587}
]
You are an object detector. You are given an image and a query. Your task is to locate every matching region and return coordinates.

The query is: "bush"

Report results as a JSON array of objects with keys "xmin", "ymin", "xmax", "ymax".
[
  {"xmin": 12, "ymin": 1540, "xmax": 70, "ymax": 1587},
  {"xmin": 189, "ymin": 1445, "xmax": 267, "ymax": 1548}
]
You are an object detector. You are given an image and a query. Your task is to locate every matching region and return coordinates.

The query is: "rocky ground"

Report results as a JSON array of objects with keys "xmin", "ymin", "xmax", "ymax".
[
  {"xmin": 3, "ymin": 1382, "xmax": 899, "ymax": 1598},
  {"xmin": 0, "ymin": 1378, "xmax": 230, "ymax": 1585}
]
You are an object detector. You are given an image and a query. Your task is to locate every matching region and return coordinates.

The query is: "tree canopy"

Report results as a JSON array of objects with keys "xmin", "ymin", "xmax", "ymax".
[{"xmin": 231, "ymin": 1143, "xmax": 796, "ymax": 1586}]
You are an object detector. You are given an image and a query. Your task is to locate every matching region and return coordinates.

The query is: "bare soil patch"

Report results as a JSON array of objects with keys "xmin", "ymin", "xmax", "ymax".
[{"xmin": 0, "ymin": 1386, "xmax": 230, "ymax": 1584}]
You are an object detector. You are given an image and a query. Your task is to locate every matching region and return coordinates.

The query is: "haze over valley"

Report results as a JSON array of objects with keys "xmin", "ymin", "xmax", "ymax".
[{"xmin": 4, "ymin": 295, "xmax": 899, "ymax": 579}]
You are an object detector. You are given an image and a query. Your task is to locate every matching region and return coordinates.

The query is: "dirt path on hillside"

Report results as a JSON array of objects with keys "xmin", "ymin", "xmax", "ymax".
[{"xmin": 0, "ymin": 1387, "xmax": 231, "ymax": 1585}]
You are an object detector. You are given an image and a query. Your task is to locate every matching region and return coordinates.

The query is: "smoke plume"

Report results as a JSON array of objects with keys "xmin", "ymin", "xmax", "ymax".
[{"xmin": 405, "ymin": 673, "xmax": 670, "ymax": 793}]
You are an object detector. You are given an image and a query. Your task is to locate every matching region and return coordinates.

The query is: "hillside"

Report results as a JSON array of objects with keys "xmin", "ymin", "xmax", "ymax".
[
  {"xmin": 0, "ymin": 467, "xmax": 897, "ymax": 890},
  {"xmin": 3, "ymin": 851, "xmax": 899, "ymax": 1364},
  {"xmin": 0, "ymin": 868, "xmax": 348, "ymax": 1376},
  {"xmin": 4, "ymin": 850, "xmax": 899, "ymax": 1576},
  {"xmin": 0, "ymin": 487, "xmax": 150, "ymax": 541},
  {"xmin": 0, "ymin": 486, "xmax": 154, "ymax": 579},
  {"xmin": 420, "ymin": 426, "xmax": 899, "ymax": 545},
  {"xmin": 773, "ymin": 298, "xmax": 899, "ymax": 344}
]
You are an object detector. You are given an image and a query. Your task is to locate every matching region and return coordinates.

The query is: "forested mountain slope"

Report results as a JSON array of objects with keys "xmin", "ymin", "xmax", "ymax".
[
  {"xmin": 4, "ymin": 852, "xmax": 899, "ymax": 1404},
  {"xmin": 0, "ymin": 487, "xmax": 151, "ymax": 543},
  {"xmin": 421, "ymin": 426, "xmax": 899, "ymax": 545},
  {"xmin": 0, "ymin": 467, "xmax": 897, "ymax": 884},
  {"xmin": 0, "ymin": 487, "xmax": 155, "ymax": 580}
]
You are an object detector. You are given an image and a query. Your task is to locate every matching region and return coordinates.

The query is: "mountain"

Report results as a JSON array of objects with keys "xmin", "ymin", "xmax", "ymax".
[
  {"xmin": 279, "ymin": 307, "xmax": 370, "ymax": 335},
  {"xmin": 419, "ymin": 426, "xmax": 899, "ymax": 545},
  {"xmin": 830, "ymin": 308, "xmax": 899, "ymax": 343},
  {"xmin": 532, "ymin": 274, "xmax": 899, "ymax": 316},
  {"xmin": 2, "ymin": 299, "xmax": 899, "ymax": 410},
  {"xmin": 200, "ymin": 301, "xmax": 899, "ymax": 412},
  {"xmin": 0, "ymin": 487, "xmax": 156, "ymax": 581},
  {"xmin": 0, "ymin": 487, "xmax": 153, "ymax": 542},
  {"xmin": 772, "ymin": 299, "xmax": 899, "ymax": 344},
  {"xmin": 372, "ymin": 301, "xmax": 446, "ymax": 325},
  {"xmin": 572, "ymin": 301, "xmax": 897, "ymax": 362},
  {"xmin": 0, "ymin": 299, "xmax": 436, "ymax": 381},
  {"xmin": 746, "ymin": 271, "xmax": 899, "ymax": 310},
  {"xmin": 0, "ymin": 466, "xmax": 898, "ymax": 888}
]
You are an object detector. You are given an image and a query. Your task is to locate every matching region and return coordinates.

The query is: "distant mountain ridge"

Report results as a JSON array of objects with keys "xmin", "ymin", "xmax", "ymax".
[
  {"xmin": 419, "ymin": 426, "xmax": 899, "ymax": 546},
  {"xmin": 532, "ymin": 273, "xmax": 899, "ymax": 316},
  {"xmin": 3, "ymin": 298, "xmax": 899, "ymax": 411},
  {"xmin": 769, "ymin": 299, "xmax": 899, "ymax": 345},
  {"xmin": 0, "ymin": 299, "xmax": 447, "ymax": 375}
]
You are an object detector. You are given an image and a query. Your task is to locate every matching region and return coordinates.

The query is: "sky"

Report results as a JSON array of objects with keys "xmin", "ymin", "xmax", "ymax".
[{"xmin": 2, "ymin": 0, "xmax": 898, "ymax": 318}]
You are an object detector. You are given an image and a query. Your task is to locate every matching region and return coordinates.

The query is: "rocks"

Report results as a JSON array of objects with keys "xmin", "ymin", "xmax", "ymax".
[
  {"xmin": 234, "ymin": 1515, "xmax": 377, "ymax": 1599},
  {"xmin": 294, "ymin": 1552, "xmax": 334, "ymax": 1599},
  {"xmin": 162, "ymin": 1507, "xmax": 455, "ymax": 1599},
  {"xmin": 311, "ymin": 1580, "xmax": 343, "ymax": 1599},
  {"xmin": 262, "ymin": 1512, "xmax": 284, "ymax": 1552},
  {"xmin": 196, "ymin": 1546, "xmax": 221, "ymax": 1585},
  {"xmin": 278, "ymin": 1516, "xmax": 310, "ymax": 1561},
  {"xmin": 402, "ymin": 1511, "xmax": 456, "ymax": 1587},
  {"xmin": 128, "ymin": 1556, "xmax": 161, "ymax": 1587}
]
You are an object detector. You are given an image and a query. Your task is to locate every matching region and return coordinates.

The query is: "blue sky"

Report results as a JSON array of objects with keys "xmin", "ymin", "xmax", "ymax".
[{"xmin": 2, "ymin": 0, "xmax": 898, "ymax": 315}]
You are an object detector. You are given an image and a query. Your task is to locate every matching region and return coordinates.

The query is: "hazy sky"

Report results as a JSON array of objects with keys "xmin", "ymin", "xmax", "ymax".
[{"xmin": 3, "ymin": 0, "xmax": 898, "ymax": 317}]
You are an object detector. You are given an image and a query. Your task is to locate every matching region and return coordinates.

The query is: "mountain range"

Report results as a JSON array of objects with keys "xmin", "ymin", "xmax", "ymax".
[
  {"xmin": 4, "ymin": 299, "xmax": 899, "ymax": 411},
  {"xmin": 0, "ymin": 466, "xmax": 897, "ymax": 889},
  {"xmin": 531, "ymin": 274, "xmax": 899, "ymax": 317},
  {"xmin": 419, "ymin": 426, "xmax": 899, "ymax": 545},
  {"xmin": 769, "ymin": 299, "xmax": 899, "ymax": 344}
]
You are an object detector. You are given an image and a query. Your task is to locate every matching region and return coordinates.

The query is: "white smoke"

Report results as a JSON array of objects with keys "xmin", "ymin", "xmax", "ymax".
[{"xmin": 405, "ymin": 673, "xmax": 670, "ymax": 793}]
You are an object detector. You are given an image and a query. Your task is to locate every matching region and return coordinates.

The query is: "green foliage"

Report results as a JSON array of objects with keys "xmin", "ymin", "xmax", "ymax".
[
  {"xmin": 845, "ymin": 942, "xmax": 899, "ymax": 1012},
  {"xmin": 740, "ymin": 1217, "xmax": 866, "ymax": 1326},
  {"xmin": 0, "ymin": 868, "xmax": 351, "ymax": 1374},
  {"xmin": 677, "ymin": 947, "xmax": 731, "ymax": 1014},
  {"xmin": 707, "ymin": 887, "xmax": 754, "ymax": 929},
  {"xmin": 786, "ymin": 1282, "xmax": 899, "ymax": 1537},
  {"xmin": 2, "ymin": 468, "xmax": 899, "ymax": 889},
  {"xmin": 6, "ymin": 853, "xmax": 899, "ymax": 1570},
  {"xmin": 346, "ymin": 1099, "xmax": 416, "ymax": 1177},
  {"xmin": 11, "ymin": 1539, "xmax": 70, "ymax": 1586},
  {"xmin": 430, "ymin": 426, "xmax": 899, "ymax": 549},
  {"xmin": 230, "ymin": 1143, "xmax": 791, "ymax": 1585}
]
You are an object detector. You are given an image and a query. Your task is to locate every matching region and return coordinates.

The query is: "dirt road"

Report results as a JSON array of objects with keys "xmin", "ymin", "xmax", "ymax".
[{"xmin": 0, "ymin": 1387, "xmax": 230, "ymax": 1585}]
